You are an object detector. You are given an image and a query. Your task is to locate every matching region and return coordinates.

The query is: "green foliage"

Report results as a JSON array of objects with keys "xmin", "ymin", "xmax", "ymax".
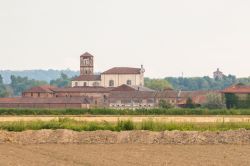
[
  {"xmin": 1, "ymin": 118, "xmax": 250, "ymax": 132},
  {"xmin": 50, "ymin": 73, "xmax": 71, "ymax": 87},
  {"xmin": 233, "ymin": 94, "xmax": 250, "ymax": 109},
  {"xmin": 159, "ymin": 100, "xmax": 174, "ymax": 109},
  {"xmin": 186, "ymin": 97, "xmax": 195, "ymax": 108},
  {"xmin": 1, "ymin": 108, "xmax": 250, "ymax": 115},
  {"xmin": 10, "ymin": 75, "xmax": 48, "ymax": 96},
  {"xmin": 116, "ymin": 120, "xmax": 134, "ymax": 131},
  {"xmin": 144, "ymin": 78, "xmax": 172, "ymax": 91},
  {"xmin": 225, "ymin": 93, "xmax": 239, "ymax": 109},
  {"xmin": 203, "ymin": 93, "xmax": 226, "ymax": 109},
  {"xmin": 0, "ymin": 74, "xmax": 8, "ymax": 97},
  {"xmin": 0, "ymin": 75, "xmax": 3, "ymax": 84},
  {"xmin": 0, "ymin": 69, "xmax": 79, "ymax": 84},
  {"xmin": 165, "ymin": 75, "xmax": 238, "ymax": 91}
]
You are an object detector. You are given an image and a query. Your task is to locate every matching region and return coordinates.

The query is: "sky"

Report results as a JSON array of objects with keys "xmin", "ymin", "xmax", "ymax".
[{"xmin": 0, "ymin": 0, "xmax": 250, "ymax": 78}]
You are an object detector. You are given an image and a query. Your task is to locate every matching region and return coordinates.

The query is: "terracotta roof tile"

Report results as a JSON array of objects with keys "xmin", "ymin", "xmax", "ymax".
[
  {"xmin": 0, "ymin": 97, "xmax": 90, "ymax": 104},
  {"xmin": 109, "ymin": 91, "xmax": 157, "ymax": 100},
  {"xmin": 222, "ymin": 84, "xmax": 250, "ymax": 94},
  {"xmin": 102, "ymin": 67, "xmax": 141, "ymax": 74},
  {"xmin": 80, "ymin": 52, "xmax": 93, "ymax": 57},
  {"xmin": 23, "ymin": 85, "xmax": 56, "ymax": 93}
]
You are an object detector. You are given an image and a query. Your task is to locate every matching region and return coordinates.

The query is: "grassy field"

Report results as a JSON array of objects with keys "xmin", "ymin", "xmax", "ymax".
[
  {"xmin": 1, "ymin": 108, "xmax": 250, "ymax": 115},
  {"xmin": 1, "ymin": 118, "xmax": 250, "ymax": 132}
]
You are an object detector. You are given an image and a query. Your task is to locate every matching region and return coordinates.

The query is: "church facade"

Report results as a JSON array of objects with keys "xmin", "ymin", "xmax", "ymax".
[{"xmin": 71, "ymin": 52, "xmax": 145, "ymax": 87}]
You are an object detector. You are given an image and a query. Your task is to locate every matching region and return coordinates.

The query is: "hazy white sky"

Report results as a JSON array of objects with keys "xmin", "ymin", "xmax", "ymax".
[{"xmin": 0, "ymin": 0, "xmax": 249, "ymax": 78}]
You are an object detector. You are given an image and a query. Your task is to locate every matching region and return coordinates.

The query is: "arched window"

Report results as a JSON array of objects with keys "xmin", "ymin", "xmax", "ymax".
[
  {"xmin": 127, "ymin": 80, "xmax": 132, "ymax": 85},
  {"xmin": 109, "ymin": 80, "xmax": 114, "ymax": 87}
]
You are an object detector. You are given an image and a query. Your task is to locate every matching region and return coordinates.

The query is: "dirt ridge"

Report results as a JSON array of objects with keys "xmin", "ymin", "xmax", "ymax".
[{"xmin": 0, "ymin": 129, "xmax": 250, "ymax": 145}]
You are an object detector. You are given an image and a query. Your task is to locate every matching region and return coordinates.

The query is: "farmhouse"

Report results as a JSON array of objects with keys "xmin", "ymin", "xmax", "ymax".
[
  {"xmin": 221, "ymin": 83, "xmax": 250, "ymax": 108},
  {"xmin": 222, "ymin": 84, "xmax": 250, "ymax": 96}
]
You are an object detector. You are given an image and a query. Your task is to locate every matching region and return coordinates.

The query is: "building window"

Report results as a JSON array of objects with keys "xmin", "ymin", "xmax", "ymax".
[
  {"xmin": 84, "ymin": 82, "xmax": 87, "ymax": 86},
  {"xmin": 93, "ymin": 82, "xmax": 99, "ymax": 86},
  {"xmin": 109, "ymin": 80, "xmax": 114, "ymax": 87},
  {"xmin": 75, "ymin": 82, "xmax": 78, "ymax": 87},
  {"xmin": 31, "ymin": 93, "xmax": 33, "ymax": 97},
  {"xmin": 127, "ymin": 80, "xmax": 132, "ymax": 85},
  {"xmin": 84, "ymin": 59, "xmax": 89, "ymax": 65}
]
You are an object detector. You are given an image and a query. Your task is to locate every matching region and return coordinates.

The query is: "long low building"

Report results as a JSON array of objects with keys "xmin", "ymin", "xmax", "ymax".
[
  {"xmin": 0, "ymin": 97, "xmax": 90, "ymax": 109},
  {"xmin": 0, "ymin": 84, "xmax": 219, "ymax": 109}
]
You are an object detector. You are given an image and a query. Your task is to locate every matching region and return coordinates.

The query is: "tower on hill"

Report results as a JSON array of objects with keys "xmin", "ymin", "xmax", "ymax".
[
  {"xmin": 80, "ymin": 52, "xmax": 94, "ymax": 75},
  {"xmin": 213, "ymin": 68, "xmax": 224, "ymax": 80}
]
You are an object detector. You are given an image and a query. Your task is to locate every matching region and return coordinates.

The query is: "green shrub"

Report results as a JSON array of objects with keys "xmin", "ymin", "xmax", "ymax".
[
  {"xmin": 0, "ymin": 119, "xmax": 250, "ymax": 132},
  {"xmin": 1, "ymin": 108, "xmax": 250, "ymax": 115}
]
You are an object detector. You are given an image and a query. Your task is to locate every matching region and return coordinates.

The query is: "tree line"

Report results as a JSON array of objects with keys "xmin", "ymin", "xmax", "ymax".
[
  {"xmin": 0, "ymin": 73, "xmax": 72, "ymax": 97},
  {"xmin": 1, "ymin": 73, "xmax": 250, "ymax": 97}
]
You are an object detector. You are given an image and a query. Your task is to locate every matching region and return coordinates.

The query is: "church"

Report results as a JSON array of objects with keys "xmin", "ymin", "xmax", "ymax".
[{"xmin": 71, "ymin": 52, "xmax": 145, "ymax": 87}]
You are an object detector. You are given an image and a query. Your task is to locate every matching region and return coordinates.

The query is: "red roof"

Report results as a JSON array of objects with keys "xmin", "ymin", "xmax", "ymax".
[
  {"xmin": 222, "ymin": 84, "xmax": 250, "ymax": 94},
  {"xmin": 102, "ymin": 67, "xmax": 141, "ymax": 74},
  {"xmin": 111, "ymin": 84, "xmax": 136, "ymax": 92},
  {"xmin": 0, "ymin": 97, "xmax": 90, "ymax": 104},
  {"xmin": 23, "ymin": 85, "xmax": 56, "ymax": 93},
  {"xmin": 109, "ymin": 91, "xmax": 157, "ymax": 100},
  {"xmin": 52, "ymin": 86, "xmax": 112, "ymax": 93},
  {"xmin": 80, "ymin": 52, "xmax": 93, "ymax": 57},
  {"xmin": 72, "ymin": 75, "xmax": 101, "ymax": 81}
]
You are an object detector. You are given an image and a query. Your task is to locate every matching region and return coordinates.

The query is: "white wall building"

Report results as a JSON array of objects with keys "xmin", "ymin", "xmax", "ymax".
[{"xmin": 72, "ymin": 52, "xmax": 145, "ymax": 88}]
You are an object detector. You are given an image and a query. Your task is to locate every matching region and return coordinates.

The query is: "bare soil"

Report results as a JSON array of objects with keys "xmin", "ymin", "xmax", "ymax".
[
  {"xmin": 0, "ymin": 144, "xmax": 249, "ymax": 166},
  {"xmin": 1, "ymin": 129, "xmax": 250, "ymax": 144},
  {"xmin": 1, "ymin": 115, "xmax": 250, "ymax": 122}
]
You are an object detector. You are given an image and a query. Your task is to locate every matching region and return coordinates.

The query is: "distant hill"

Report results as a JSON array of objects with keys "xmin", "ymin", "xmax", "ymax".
[{"xmin": 0, "ymin": 69, "xmax": 79, "ymax": 84}]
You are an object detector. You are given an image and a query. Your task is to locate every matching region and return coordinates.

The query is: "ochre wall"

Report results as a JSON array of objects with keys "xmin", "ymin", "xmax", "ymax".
[
  {"xmin": 71, "ymin": 80, "xmax": 101, "ymax": 87},
  {"xmin": 101, "ymin": 74, "xmax": 144, "ymax": 87}
]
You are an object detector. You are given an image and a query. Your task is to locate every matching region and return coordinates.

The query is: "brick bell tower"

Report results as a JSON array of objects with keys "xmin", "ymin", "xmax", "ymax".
[{"xmin": 80, "ymin": 52, "xmax": 94, "ymax": 75}]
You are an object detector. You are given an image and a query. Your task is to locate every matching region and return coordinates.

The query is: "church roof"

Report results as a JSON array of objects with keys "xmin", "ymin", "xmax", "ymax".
[
  {"xmin": 102, "ymin": 67, "xmax": 141, "ymax": 74},
  {"xmin": 80, "ymin": 52, "xmax": 93, "ymax": 57},
  {"xmin": 72, "ymin": 75, "xmax": 101, "ymax": 81}
]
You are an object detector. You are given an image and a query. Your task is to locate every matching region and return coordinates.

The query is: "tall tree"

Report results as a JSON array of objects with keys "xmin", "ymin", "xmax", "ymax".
[
  {"xmin": 10, "ymin": 75, "xmax": 48, "ymax": 96},
  {"xmin": 0, "ymin": 74, "xmax": 8, "ymax": 97},
  {"xmin": 144, "ymin": 78, "xmax": 172, "ymax": 91},
  {"xmin": 224, "ymin": 93, "xmax": 239, "ymax": 109},
  {"xmin": 50, "ymin": 73, "xmax": 71, "ymax": 87}
]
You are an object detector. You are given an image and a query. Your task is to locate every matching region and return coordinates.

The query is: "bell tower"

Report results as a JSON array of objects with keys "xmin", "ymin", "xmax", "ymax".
[{"xmin": 80, "ymin": 52, "xmax": 94, "ymax": 75}]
